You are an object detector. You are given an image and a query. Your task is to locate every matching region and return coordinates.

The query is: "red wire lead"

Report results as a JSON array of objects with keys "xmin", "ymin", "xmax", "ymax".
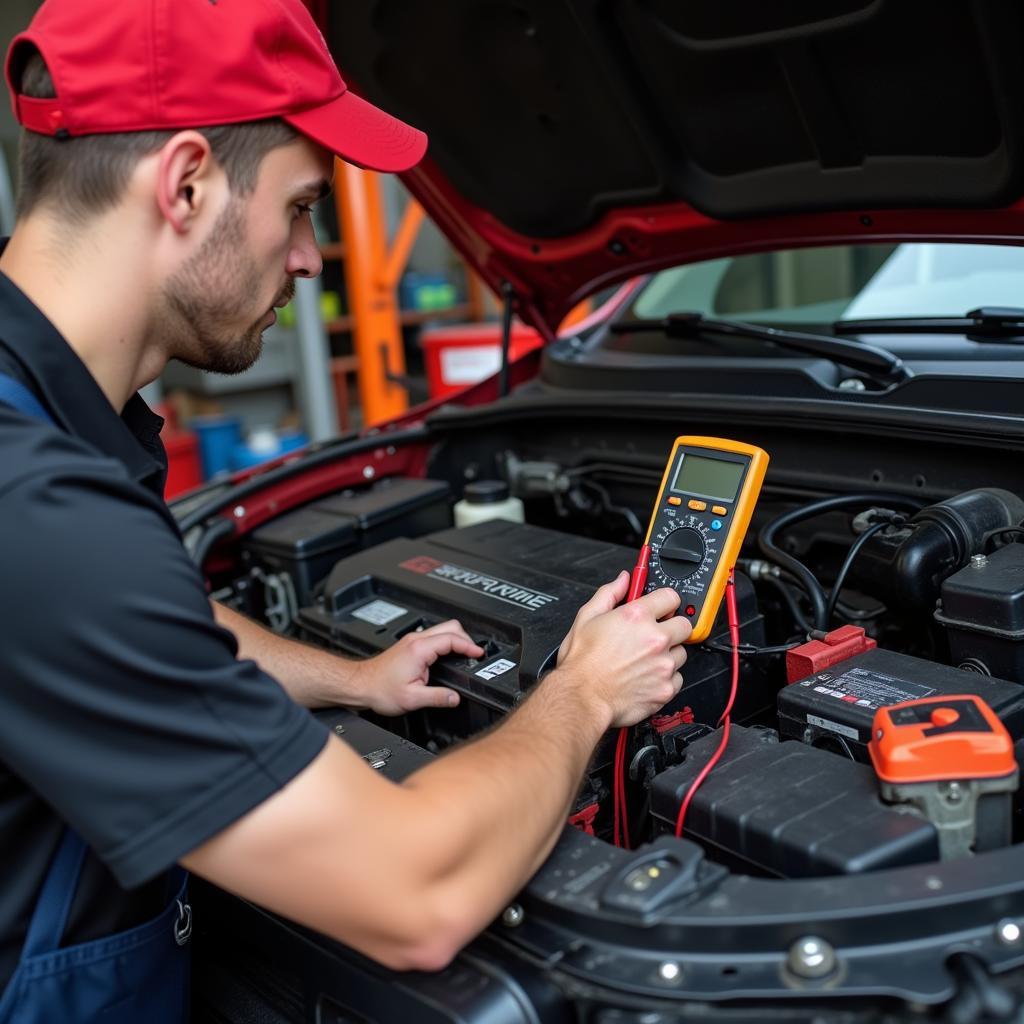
[
  {"xmin": 613, "ymin": 545, "xmax": 650, "ymax": 848},
  {"xmin": 674, "ymin": 568, "xmax": 740, "ymax": 838}
]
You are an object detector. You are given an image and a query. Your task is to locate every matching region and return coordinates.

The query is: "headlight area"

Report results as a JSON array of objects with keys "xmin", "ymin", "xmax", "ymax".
[{"xmin": 192, "ymin": 438, "xmax": 1024, "ymax": 1023}]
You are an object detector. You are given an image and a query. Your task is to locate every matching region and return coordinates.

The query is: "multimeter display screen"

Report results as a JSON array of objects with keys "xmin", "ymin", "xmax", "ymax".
[{"xmin": 671, "ymin": 454, "xmax": 745, "ymax": 502}]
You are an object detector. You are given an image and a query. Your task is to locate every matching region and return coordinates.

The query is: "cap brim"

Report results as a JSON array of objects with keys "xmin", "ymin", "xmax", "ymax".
[{"xmin": 285, "ymin": 89, "xmax": 427, "ymax": 173}]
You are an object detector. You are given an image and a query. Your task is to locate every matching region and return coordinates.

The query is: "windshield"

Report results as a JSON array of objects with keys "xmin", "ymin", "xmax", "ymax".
[{"xmin": 630, "ymin": 243, "xmax": 1024, "ymax": 325}]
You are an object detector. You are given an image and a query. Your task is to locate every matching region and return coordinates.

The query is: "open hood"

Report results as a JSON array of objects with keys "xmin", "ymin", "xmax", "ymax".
[{"xmin": 323, "ymin": 1, "xmax": 1024, "ymax": 336}]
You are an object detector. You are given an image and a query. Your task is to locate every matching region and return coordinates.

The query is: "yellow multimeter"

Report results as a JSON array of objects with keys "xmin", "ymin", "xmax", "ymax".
[{"xmin": 631, "ymin": 436, "xmax": 769, "ymax": 643}]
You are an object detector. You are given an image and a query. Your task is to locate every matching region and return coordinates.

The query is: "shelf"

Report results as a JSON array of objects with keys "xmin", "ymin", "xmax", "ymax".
[
  {"xmin": 318, "ymin": 240, "xmax": 346, "ymax": 261},
  {"xmin": 323, "ymin": 303, "xmax": 474, "ymax": 335}
]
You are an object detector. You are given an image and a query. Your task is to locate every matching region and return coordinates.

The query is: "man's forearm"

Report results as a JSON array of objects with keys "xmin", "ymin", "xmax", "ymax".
[
  {"xmin": 400, "ymin": 667, "xmax": 610, "ymax": 941},
  {"xmin": 212, "ymin": 601, "xmax": 367, "ymax": 708}
]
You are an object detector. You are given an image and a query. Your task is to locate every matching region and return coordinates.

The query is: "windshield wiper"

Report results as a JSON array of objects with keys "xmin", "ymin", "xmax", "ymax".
[
  {"xmin": 835, "ymin": 307, "xmax": 1024, "ymax": 340},
  {"xmin": 610, "ymin": 311, "xmax": 910, "ymax": 384}
]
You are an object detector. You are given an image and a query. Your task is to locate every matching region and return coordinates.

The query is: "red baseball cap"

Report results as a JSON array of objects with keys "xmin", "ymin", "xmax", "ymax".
[{"xmin": 4, "ymin": 0, "xmax": 427, "ymax": 173}]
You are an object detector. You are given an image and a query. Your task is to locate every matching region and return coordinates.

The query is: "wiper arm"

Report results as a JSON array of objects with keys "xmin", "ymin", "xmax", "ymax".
[
  {"xmin": 835, "ymin": 307, "xmax": 1024, "ymax": 340},
  {"xmin": 610, "ymin": 311, "xmax": 910, "ymax": 384}
]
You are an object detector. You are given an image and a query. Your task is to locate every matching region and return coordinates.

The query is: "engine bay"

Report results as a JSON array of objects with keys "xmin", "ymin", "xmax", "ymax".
[{"xmin": 221, "ymin": 459, "xmax": 1024, "ymax": 884}]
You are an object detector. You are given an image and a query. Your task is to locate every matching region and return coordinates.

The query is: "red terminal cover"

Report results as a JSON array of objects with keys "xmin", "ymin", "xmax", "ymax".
[
  {"xmin": 868, "ymin": 695, "xmax": 1017, "ymax": 784},
  {"xmin": 785, "ymin": 625, "xmax": 877, "ymax": 684},
  {"xmin": 568, "ymin": 802, "xmax": 599, "ymax": 836},
  {"xmin": 651, "ymin": 708, "xmax": 695, "ymax": 735}
]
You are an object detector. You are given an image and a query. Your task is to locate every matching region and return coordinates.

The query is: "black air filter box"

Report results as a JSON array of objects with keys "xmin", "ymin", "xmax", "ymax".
[
  {"xmin": 779, "ymin": 647, "xmax": 1024, "ymax": 763},
  {"xmin": 650, "ymin": 725, "xmax": 939, "ymax": 877}
]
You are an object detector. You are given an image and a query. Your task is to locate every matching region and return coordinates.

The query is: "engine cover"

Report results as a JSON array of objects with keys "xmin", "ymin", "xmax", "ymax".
[{"xmin": 299, "ymin": 520, "xmax": 765, "ymax": 719}]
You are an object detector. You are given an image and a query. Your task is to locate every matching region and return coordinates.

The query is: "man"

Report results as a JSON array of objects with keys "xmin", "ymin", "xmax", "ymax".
[{"xmin": 0, "ymin": 0, "xmax": 689, "ymax": 1019}]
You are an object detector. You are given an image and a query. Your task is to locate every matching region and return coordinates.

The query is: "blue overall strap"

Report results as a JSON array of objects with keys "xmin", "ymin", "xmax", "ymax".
[
  {"xmin": 0, "ymin": 373, "xmax": 53, "ymax": 424},
  {"xmin": 20, "ymin": 830, "xmax": 90, "ymax": 958}
]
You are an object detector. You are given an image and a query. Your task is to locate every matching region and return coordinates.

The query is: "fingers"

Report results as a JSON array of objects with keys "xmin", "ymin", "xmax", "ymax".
[
  {"xmin": 671, "ymin": 644, "xmax": 688, "ymax": 671},
  {"xmin": 660, "ymin": 614, "xmax": 693, "ymax": 647},
  {"xmin": 403, "ymin": 684, "xmax": 461, "ymax": 711},
  {"xmin": 409, "ymin": 630, "xmax": 484, "ymax": 667},
  {"xmin": 633, "ymin": 586, "xmax": 682, "ymax": 621},
  {"xmin": 414, "ymin": 620, "xmax": 484, "ymax": 657},
  {"xmin": 575, "ymin": 571, "xmax": 631, "ymax": 628}
]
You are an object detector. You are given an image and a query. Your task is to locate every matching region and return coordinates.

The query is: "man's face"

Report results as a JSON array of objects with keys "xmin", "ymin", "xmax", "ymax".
[{"xmin": 161, "ymin": 136, "xmax": 332, "ymax": 375}]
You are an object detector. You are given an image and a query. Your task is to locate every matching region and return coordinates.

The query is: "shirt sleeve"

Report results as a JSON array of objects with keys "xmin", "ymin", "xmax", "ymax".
[{"xmin": 0, "ymin": 456, "xmax": 328, "ymax": 888}]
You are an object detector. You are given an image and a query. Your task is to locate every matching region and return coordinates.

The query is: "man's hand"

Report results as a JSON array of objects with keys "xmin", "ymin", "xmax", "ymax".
[
  {"xmin": 556, "ymin": 573, "xmax": 691, "ymax": 727},
  {"xmin": 212, "ymin": 602, "xmax": 481, "ymax": 714},
  {"xmin": 347, "ymin": 620, "xmax": 483, "ymax": 716}
]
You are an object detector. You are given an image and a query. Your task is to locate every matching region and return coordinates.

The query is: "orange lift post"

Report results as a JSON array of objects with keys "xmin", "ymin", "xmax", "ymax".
[{"xmin": 335, "ymin": 160, "xmax": 427, "ymax": 427}]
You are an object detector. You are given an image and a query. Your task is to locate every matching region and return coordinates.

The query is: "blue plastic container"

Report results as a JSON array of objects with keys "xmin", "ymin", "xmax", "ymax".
[
  {"xmin": 230, "ymin": 430, "xmax": 308, "ymax": 471},
  {"xmin": 191, "ymin": 416, "xmax": 243, "ymax": 480}
]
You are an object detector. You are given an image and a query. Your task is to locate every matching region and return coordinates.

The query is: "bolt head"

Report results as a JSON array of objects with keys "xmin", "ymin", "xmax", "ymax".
[
  {"xmin": 363, "ymin": 466, "xmax": 375, "ymax": 479},
  {"xmin": 232, "ymin": 505, "xmax": 246, "ymax": 519},
  {"xmin": 998, "ymin": 919, "xmax": 1022, "ymax": 945},
  {"xmin": 501, "ymin": 904, "xmax": 524, "ymax": 928},
  {"xmin": 787, "ymin": 936, "xmax": 837, "ymax": 979},
  {"xmin": 971, "ymin": 554, "xmax": 989, "ymax": 569},
  {"xmin": 658, "ymin": 961, "xmax": 680, "ymax": 981}
]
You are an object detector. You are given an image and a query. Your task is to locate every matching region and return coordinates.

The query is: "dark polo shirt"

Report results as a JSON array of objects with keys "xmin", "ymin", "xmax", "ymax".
[{"xmin": 0, "ymin": 267, "xmax": 328, "ymax": 988}]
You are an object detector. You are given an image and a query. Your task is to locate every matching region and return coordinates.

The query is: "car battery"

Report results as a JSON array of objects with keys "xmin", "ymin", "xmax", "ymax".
[
  {"xmin": 649, "ymin": 725, "xmax": 940, "ymax": 877},
  {"xmin": 869, "ymin": 696, "xmax": 1018, "ymax": 859},
  {"xmin": 243, "ymin": 477, "xmax": 452, "ymax": 604},
  {"xmin": 778, "ymin": 647, "xmax": 1024, "ymax": 764}
]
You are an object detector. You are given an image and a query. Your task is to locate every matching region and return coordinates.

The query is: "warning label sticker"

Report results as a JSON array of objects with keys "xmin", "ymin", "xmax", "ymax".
[
  {"xmin": 476, "ymin": 658, "xmax": 516, "ymax": 681},
  {"xmin": 804, "ymin": 666, "xmax": 935, "ymax": 711},
  {"xmin": 352, "ymin": 599, "xmax": 407, "ymax": 626},
  {"xmin": 807, "ymin": 714, "xmax": 859, "ymax": 741}
]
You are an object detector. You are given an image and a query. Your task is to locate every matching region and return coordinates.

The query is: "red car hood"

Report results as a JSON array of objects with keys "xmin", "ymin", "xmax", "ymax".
[{"xmin": 321, "ymin": 1, "xmax": 1024, "ymax": 339}]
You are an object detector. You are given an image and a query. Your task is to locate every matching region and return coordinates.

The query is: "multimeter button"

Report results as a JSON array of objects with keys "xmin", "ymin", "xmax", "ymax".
[
  {"xmin": 712, "ymin": 506, "xmax": 728, "ymax": 516},
  {"xmin": 668, "ymin": 496, "xmax": 682, "ymax": 506},
  {"xmin": 711, "ymin": 519, "xmax": 723, "ymax": 531},
  {"xmin": 685, "ymin": 605, "xmax": 696, "ymax": 617},
  {"xmin": 688, "ymin": 500, "xmax": 707, "ymax": 511},
  {"xmin": 930, "ymin": 707, "xmax": 960, "ymax": 728}
]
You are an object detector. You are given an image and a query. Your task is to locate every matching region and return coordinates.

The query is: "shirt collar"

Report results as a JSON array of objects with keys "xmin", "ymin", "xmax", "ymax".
[{"xmin": 0, "ymin": 264, "xmax": 166, "ymax": 492}]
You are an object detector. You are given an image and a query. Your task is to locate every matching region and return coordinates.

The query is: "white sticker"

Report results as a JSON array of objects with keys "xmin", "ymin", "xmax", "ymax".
[
  {"xmin": 441, "ymin": 346, "xmax": 502, "ymax": 385},
  {"xmin": 476, "ymin": 658, "xmax": 516, "ymax": 681},
  {"xmin": 807, "ymin": 714, "xmax": 860, "ymax": 741},
  {"xmin": 352, "ymin": 599, "xmax": 407, "ymax": 626}
]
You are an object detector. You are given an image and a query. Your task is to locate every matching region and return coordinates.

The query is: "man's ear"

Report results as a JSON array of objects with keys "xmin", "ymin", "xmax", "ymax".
[{"xmin": 156, "ymin": 131, "xmax": 216, "ymax": 233}]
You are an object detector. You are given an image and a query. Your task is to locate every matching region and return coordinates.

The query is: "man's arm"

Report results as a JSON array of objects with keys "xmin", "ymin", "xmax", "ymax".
[
  {"xmin": 186, "ymin": 579, "xmax": 689, "ymax": 972},
  {"xmin": 213, "ymin": 601, "xmax": 483, "ymax": 713}
]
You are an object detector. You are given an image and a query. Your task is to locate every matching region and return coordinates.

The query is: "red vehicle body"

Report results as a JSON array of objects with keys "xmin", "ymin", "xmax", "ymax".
[{"xmin": 186, "ymin": 4, "xmax": 1024, "ymax": 1021}]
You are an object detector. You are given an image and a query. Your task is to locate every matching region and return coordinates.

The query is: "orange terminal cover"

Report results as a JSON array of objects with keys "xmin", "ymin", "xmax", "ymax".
[{"xmin": 868, "ymin": 695, "xmax": 1016, "ymax": 785}]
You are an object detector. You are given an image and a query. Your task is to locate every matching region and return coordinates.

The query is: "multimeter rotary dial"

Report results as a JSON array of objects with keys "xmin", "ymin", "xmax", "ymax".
[{"xmin": 651, "ymin": 518, "xmax": 719, "ymax": 586}]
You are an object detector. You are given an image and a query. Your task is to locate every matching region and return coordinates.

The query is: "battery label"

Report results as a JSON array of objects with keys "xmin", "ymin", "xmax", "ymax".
[
  {"xmin": 476, "ymin": 658, "xmax": 516, "ymax": 681},
  {"xmin": 807, "ymin": 666, "xmax": 935, "ymax": 711},
  {"xmin": 806, "ymin": 715, "xmax": 859, "ymax": 741},
  {"xmin": 352, "ymin": 599, "xmax": 407, "ymax": 626}
]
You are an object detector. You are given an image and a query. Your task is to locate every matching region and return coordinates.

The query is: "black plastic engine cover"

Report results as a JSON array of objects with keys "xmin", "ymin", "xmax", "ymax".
[
  {"xmin": 299, "ymin": 520, "xmax": 765, "ymax": 718},
  {"xmin": 937, "ymin": 543, "xmax": 1024, "ymax": 681},
  {"xmin": 650, "ymin": 725, "xmax": 940, "ymax": 878}
]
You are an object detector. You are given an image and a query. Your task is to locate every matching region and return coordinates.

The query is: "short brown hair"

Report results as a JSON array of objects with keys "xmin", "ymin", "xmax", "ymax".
[{"xmin": 15, "ymin": 50, "xmax": 299, "ymax": 221}]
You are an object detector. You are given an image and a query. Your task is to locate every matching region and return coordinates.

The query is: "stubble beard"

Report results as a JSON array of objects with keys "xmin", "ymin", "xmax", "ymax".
[{"xmin": 162, "ymin": 198, "xmax": 294, "ymax": 376}]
